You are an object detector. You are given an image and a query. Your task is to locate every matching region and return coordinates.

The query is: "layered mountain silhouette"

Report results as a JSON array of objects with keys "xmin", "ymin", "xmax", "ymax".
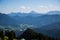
[
  {"xmin": 47, "ymin": 11, "xmax": 60, "ymax": 15},
  {"xmin": 0, "ymin": 13, "xmax": 19, "ymax": 27},
  {"xmin": 8, "ymin": 11, "xmax": 42, "ymax": 17},
  {"xmin": 7, "ymin": 11, "xmax": 60, "ymax": 28},
  {"xmin": 40, "ymin": 22, "xmax": 60, "ymax": 30},
  {"xmin": 0, "ymin": 11, "xmax": 60, "ymax": 39},
  {"xmin": 0, "ymin": 11, "xmax": 60, "ymax": 27},
  {"xmin": 34, "ymin": 22, "xmax": 60, "ymax": 39}
]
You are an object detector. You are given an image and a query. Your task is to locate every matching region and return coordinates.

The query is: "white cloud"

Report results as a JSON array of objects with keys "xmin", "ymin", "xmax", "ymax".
[
  {"xmin": 19, "ymin": 5, "xmax": 60, "ymax": 14},
  {"xmin": 0, "ymin": 5, "xmax": 60, "ymax": 14},
  {"xmin": 34, "ymin": 5, "xmax": 60, "ymax": 14},
  {"xmin": 34, "ymin": 6, "xmax": 49, "ymax": 14},
  {"xmin": 19, "ymin": 6, "xmax": 31, "ymax": 13}
]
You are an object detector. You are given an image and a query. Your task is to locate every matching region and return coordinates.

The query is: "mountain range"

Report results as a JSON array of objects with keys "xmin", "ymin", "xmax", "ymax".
[
  {"xmin": 0, "ymin": 11, "xmax": 60, "ymax": 38},
  {"xmin": 0, "ymin": 11, "xmax": 60, "ymax": 27},
  {"xmin": 7, "ymin": 11, "xmax": 60, "ymax": 27},
  {"xmin": 0, "ymin": 13, "xmax": 18, "ymax": 26},
  {"xmin": 34, "ymin": 22, "xmax": 60, "ymax": 38}
]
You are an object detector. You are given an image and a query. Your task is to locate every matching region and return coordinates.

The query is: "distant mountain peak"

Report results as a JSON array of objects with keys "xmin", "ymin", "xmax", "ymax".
[
  {"xmin": 47, "ymin": 11, "xmax": 60, "ymax": 15},
  {"xmin": 29, "ymin": 11, "xmax": 37, "ymax": 14}
]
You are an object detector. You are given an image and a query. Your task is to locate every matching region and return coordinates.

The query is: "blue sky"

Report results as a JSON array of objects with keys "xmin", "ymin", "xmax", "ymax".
[{"xmin": 0, "ymin": 0, "xmax": 60, "ymax": 14}]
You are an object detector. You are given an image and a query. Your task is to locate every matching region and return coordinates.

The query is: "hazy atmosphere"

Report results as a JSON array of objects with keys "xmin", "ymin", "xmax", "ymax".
[
  {"xmin": 0, "ymin": 0, "xmax": 60, "ymax": 40},
  {"xmin": 0, "ymin": 0, "xmax": 60, "ymax": 13}
]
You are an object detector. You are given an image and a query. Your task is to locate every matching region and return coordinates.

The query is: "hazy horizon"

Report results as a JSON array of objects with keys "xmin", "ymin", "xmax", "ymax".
[{"xmin": 0, "ymin": 0, "xmax": 60, "ymax": 14}]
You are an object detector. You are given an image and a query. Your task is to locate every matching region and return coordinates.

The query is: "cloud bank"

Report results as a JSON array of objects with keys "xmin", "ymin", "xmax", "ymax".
[
  {"xmin": 0, "ymin": 5, "xmax": 60, "ymax": 14},
  {"xmin": 19, "ymin": 5, "xmax": 60, "ymax": 14}
]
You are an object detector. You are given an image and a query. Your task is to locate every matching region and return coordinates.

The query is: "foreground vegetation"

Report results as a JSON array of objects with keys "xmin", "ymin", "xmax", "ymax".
[{"xmin": 0, "ymin": 28, "xmax": 60, "ymax": 40}]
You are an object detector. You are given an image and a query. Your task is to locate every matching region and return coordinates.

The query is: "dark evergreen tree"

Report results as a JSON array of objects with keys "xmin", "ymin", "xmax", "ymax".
[
  {"xmin": 5, "ymin": 30, "xmax": 16, "ymax": 40},
  {"xmin": 0, "ymin": 30, "xmax": 4, "ymax": 40}
]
